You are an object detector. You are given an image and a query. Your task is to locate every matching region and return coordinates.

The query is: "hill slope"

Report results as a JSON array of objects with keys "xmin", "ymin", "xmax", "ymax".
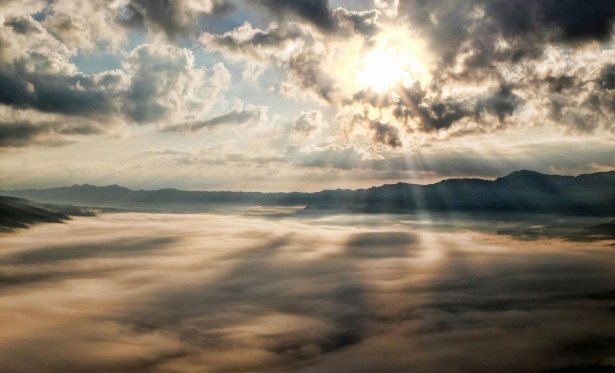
[{"xmin": 0, "ymin": 196, "xmax": 94, "ymax": 232}]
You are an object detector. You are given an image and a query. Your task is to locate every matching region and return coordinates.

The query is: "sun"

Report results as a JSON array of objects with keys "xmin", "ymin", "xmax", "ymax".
[{"xmin": 357, "ymin": 45, "xmax": 423, "ymax": 93}]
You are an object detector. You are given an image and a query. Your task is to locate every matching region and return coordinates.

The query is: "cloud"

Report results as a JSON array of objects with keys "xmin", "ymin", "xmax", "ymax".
[
  {"xmin": 599, "ymin": 65, "xmax": 615, "ymax": 91},
  {"xmin": 0, "ymin": 0, "xmax": 614, "ymax": 176},
  {"xmin": 289, "ymin": 110, "xmax": 328, "ymax": 137},
  {"xmin": 321, "ymin": 0, "xmax": 615, "ymax": 139},
  {"xmin": 345, "ymin": 232, "xmax": 417, "ymax": 258},
  {"xmin": 397, "ymin": 0, "xmax": 615, "ymax": 66},
  {"xmin": 483, "ymin": 0, "xmax": 615, "ymax": 43},
  {"xmin": 0, "ymin": 121, "xmax": 50, "ymax": 148},
  {"xmin": 285, "ymin": 143, "xmax": 365, "ymax": 169},
  {"xmin": 4, "ymin": 236, "xmax": 178, "ymax": 265},
  {"xmin": 369, "ymin": 121, "xmax": 402, "ymax": 147},
  {"xmin": 474, "ymin": 85, "xmax": 520, "ymax": 122},
  {"xmin": 1, "ymin": 213, "xmax": 614, "ymax": 372},
  {"xmin": 279, "ymin": 139, "xmax": 615, "ymax": 178},
  {"xmin": 122, "ymin": 43, "xmax": 231, "ymax": 124},
  {"xmin": 0, "ymin": 120, "xmax": 105, "ymax": 148},
  {"xmin": 0, "ymin": 13, "xmax": 123, "ymax": 119},
  {"xmin": 121, "ymin": 0, "xmax": 235, "ymax": 39},
  {"xmin": 200, "ymin": 11, "xmax": 380, "ymax": 102},
  {"xmin": 163, "ymin": 105, "xmax": 267, "ymax": 132},
  {"xmin": 3, "ymin": 16, "xmax": 42, "ymax": 35},
  {"xmin": 333, "ymin": 8, "xmax": 380, "ymax": 36},
  {"xmin": 246, "ymin": 0, "xmax": 337, "ymax": 32},
  {"xmin": 0, "ymin": 15, "xmax": 233, "ymax": 144},
  {"xmin": 201, "ymin": 21, "xmax": 312, "ymax": 61},
  {"xmin": 202, "ymin": 21, "xmax": 339, "ymax": 102},
  {"xmin": 0, "ymin": 69, "xmax": 124, "ymax": 117},
  {"xmin": 244, "ymin": 0, "xmax": 381, "ymax": 36},
  {"xmin": 41, "ymin": 0, "xmax": 127, "ymax": 50}
]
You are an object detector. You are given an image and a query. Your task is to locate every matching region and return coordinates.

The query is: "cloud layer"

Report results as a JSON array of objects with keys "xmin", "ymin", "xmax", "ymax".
[{"xmin": 1, "ymin": 213, "xmax": 614, "ymax": 373}]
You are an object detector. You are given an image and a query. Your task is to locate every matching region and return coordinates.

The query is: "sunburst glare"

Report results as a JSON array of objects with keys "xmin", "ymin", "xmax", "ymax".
[{"xmin": 358, "ymin": 44, "xmax": 423, "ymax": 93}]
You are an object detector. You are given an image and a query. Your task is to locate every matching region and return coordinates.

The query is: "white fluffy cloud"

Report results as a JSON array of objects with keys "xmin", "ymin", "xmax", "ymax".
[{"xmin": 122, "ymin": 44, "xmax": 231, "ymax": 124}]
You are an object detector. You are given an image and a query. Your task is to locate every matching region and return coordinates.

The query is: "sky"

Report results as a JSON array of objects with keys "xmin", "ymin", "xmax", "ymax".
[{"xmin": 0, "ymin": 0, "xmax": 614, "ymax": 191}]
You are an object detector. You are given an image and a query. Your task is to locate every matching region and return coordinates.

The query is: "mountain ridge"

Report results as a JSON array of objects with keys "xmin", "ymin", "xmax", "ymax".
[{"xmin": 2, "ymin": 170, "xmax": 614, "ymax": 216}]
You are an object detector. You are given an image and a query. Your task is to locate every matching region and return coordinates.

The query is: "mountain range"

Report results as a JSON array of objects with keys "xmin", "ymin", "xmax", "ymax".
[{"xmin": 3, "ymin": 170, "xmax": 615, "ymax": 216}]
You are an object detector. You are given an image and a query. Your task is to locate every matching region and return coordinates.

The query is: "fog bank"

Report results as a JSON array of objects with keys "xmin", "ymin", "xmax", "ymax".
[{"xmin": 1, "ymin": 213, "xmax": 614, "ymax": 373}]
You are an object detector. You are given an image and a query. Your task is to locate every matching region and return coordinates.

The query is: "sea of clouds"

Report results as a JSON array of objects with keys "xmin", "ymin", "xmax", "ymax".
[{"xmin": 1, "ymin": 213, "xmax": 614, "ymax": 373}]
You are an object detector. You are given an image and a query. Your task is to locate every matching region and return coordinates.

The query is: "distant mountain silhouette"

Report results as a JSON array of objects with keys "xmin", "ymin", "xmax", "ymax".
[
  {"xmin": 2, "ymin": 170, "xmax": 615, "ymax": 216},
  {"xmin": 0, "ymin": 196, "xmax": 94, "ymax": 232}
]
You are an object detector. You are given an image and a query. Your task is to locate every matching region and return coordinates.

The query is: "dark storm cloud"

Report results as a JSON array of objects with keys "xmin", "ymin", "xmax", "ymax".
[
  {"xmin": 163, "ymin": 106, "xmax": 265, "ymax": 132},
  {"xmin": 1, "ymin": 214, "xmax": 615, "ymax": 373}
]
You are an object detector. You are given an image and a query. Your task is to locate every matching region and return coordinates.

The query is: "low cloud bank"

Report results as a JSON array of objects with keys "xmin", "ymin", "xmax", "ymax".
[{"xmin": 0, "ymin": 213, "xmax": 614, "ymax": 373}]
